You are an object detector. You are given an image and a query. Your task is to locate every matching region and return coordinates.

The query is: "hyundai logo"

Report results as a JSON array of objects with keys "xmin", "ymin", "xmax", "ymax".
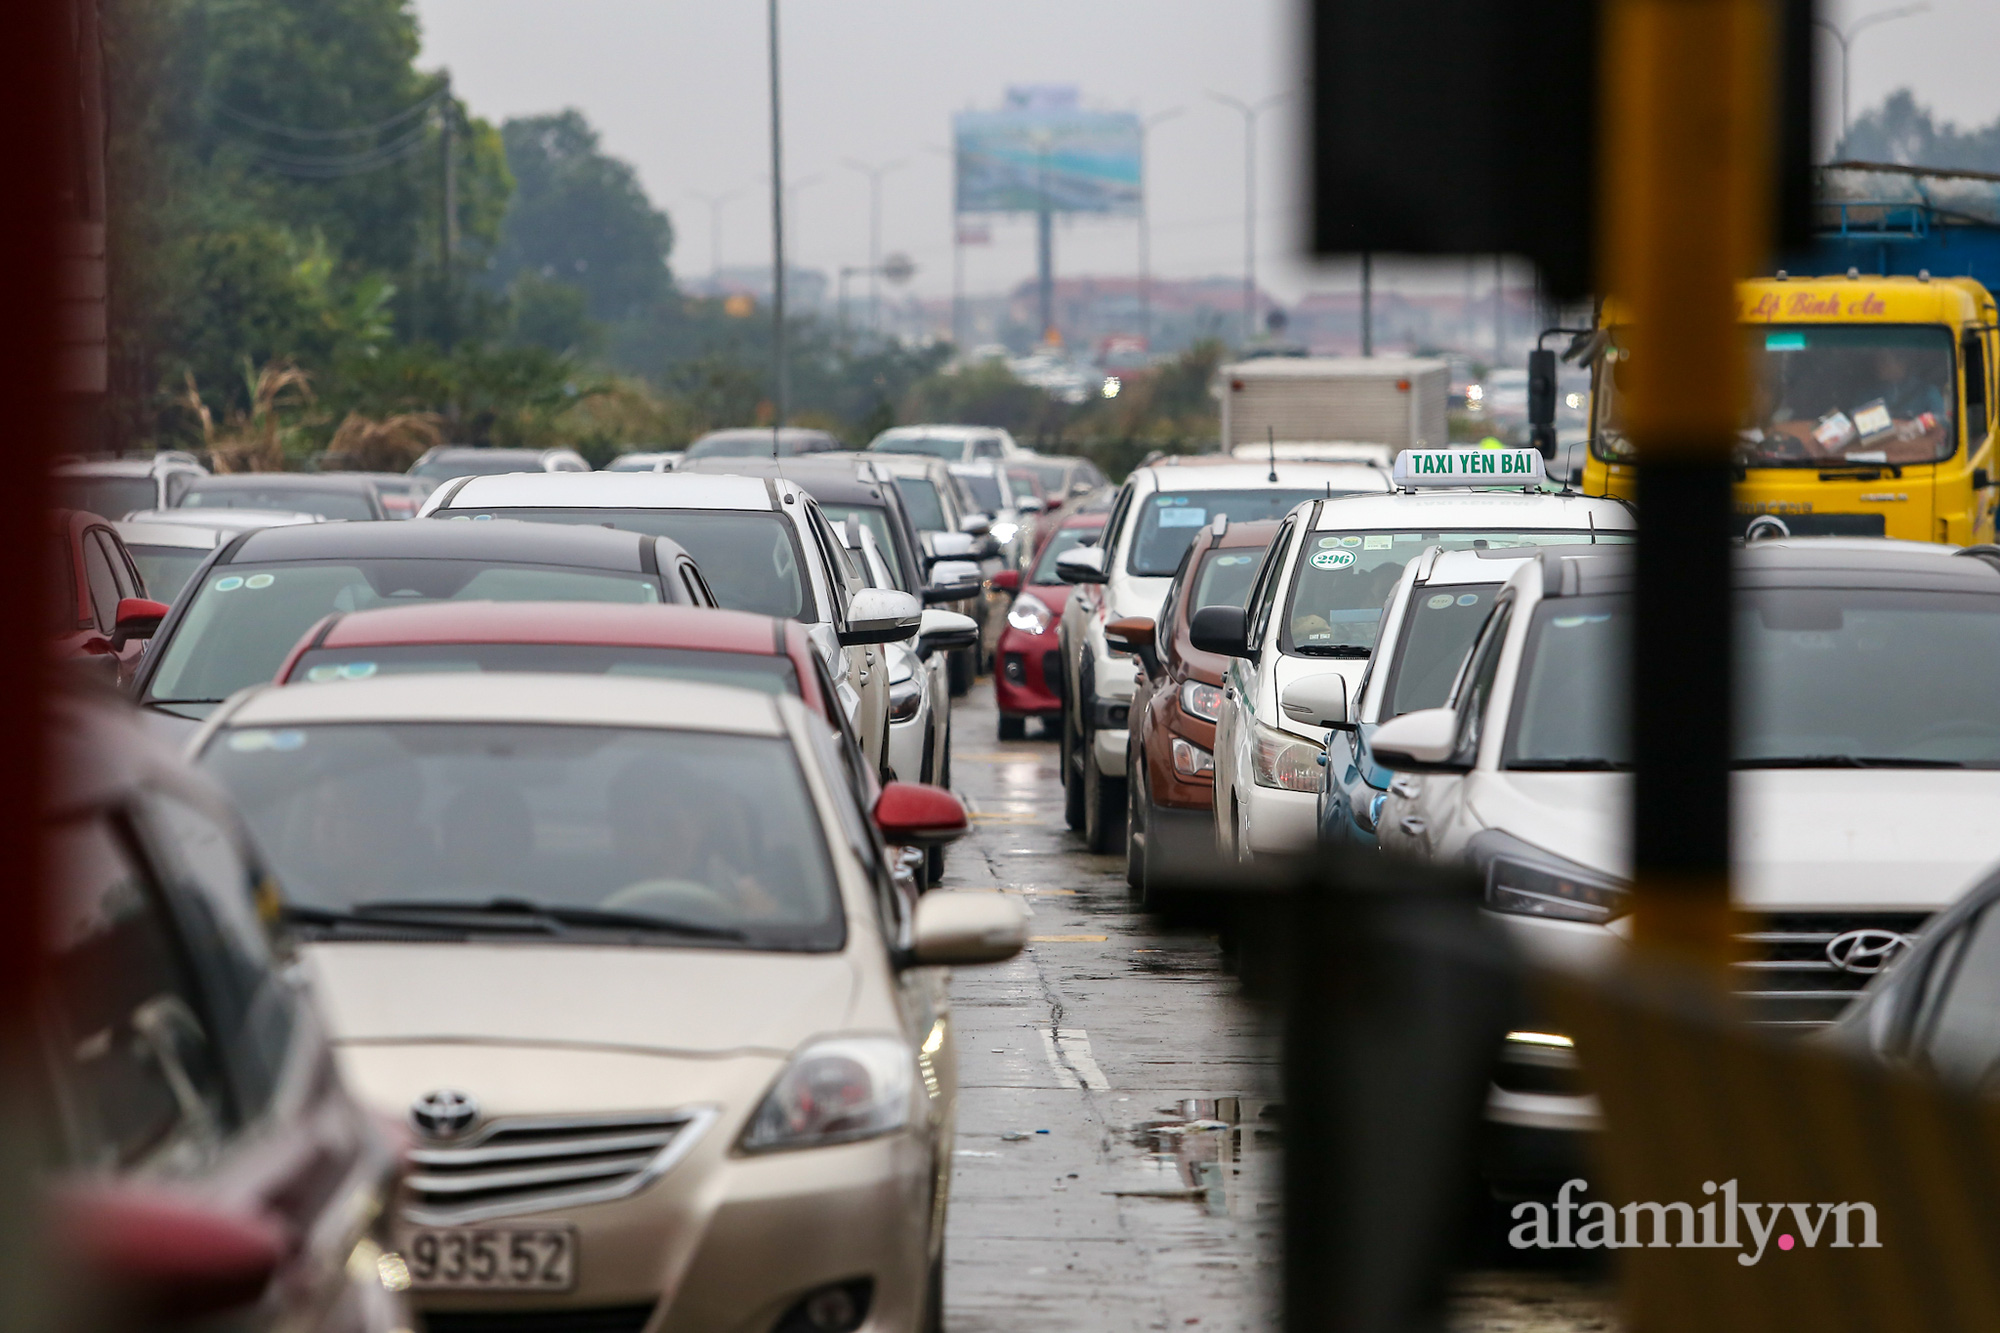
[
  {"xmin": 411, "ymin": 1089, "xmax": 479, "ymax": 1139},
  {"xmin": 1824, "ymin": 928, "xmax": 1912, "ymax": 975}
]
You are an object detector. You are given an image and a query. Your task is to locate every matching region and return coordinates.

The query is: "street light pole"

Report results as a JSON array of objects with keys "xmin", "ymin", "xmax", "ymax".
[
  {"xmin": 844, "ymin": 157, "xmax": 908, "ymax": 338},
  {"xmin": 1208, "ymin": 90, "xmax": 1289, "ymax": 347},
  {"xmin": 767, "ymin": 0, "xmax": 787, "ymax": 436},
  {"xmin": 1813, "ymin": 3, "xmax": 1929, "ymax": 142},
  {"xmin": 1138, "ymin": 107, "xmax": 1183, "ymax": 352}
]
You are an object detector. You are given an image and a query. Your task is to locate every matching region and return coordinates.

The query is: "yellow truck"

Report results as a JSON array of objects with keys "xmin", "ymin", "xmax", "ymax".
[{"xmin": 1581, "ymin": 273, "xmax": 2000, "ymax": 544}]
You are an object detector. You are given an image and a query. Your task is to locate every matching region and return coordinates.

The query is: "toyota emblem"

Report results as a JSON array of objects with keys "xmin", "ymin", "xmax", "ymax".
[
  {"xmin": 1824, "ymin": 928, "xmax": 1912, "ymax": 975},
  {"xmin": 411, "ymin": 1089, "xmax": 479, "ymax": 1139}
]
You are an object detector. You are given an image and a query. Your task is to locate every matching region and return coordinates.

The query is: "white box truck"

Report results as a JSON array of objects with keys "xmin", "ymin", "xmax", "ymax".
[{"xmin": 1214, "ymin": 356, "xmax": 1449, "ymax": 459}]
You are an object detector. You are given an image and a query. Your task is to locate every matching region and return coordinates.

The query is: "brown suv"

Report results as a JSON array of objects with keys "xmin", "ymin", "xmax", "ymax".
[{"xmin": 1116, "ymin": 518, "xmax": 1280, "ymax": 901}]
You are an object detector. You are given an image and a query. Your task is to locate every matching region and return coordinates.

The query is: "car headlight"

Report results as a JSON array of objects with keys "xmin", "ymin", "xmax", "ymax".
[
  {"xmin": 1250, "ymin": 719, "xmax": 1321, "ymax": 792},
  {"xmin": 888, "ymin": 676, "xmax": 923, "ymax": 722},
  {"xmin": 990, "ymin": 521, "xmax": 1019, "ymax": 545},
  {"xmin": 1007, "ymin": 592, "xmax": 1054, "ymax": 635},
  {"xmin": 740, "ymin": 1036, "xmax": 914, "ymax": 1152},
  {"xmin": 1484, "ymin": 856, "xmax": 1630, "ymax": 925},
  {"xmin": 1179, "ymin": 678, "xmax": 1223, "ymax": 723},
  {"xmin": 1170, "ymin": 735, "xmax": 1214, "ymax": 778}
]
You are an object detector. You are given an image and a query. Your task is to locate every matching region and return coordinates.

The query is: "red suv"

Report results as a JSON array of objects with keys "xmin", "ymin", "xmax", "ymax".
[
  {"xmin": 990, "ymin": 510, "xmax": 1107, "ymax": 740},
  {"xmin": 1120, "ymin": 518, "xmax": 1279, "ymax": 900}
]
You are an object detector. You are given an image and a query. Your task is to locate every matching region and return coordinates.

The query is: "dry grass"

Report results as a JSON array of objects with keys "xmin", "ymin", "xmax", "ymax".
[
  {"xmin": 320, "ymin": 411, "xmax": 443, "ymax": 472},
  {"xmin": 191, "ymin": 361, "xmax": 314, "ymax": 472}
]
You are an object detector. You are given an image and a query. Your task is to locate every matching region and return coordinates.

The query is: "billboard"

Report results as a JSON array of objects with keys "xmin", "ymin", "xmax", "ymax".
[{"xmin": 954, "ymin": 87, "xmax": 1141, "ymax": 217}]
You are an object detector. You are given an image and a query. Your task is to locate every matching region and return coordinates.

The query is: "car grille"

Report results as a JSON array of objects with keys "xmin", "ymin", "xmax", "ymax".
[
  {"xmin": 403, "ymin": 1109, "xmax": 716, "ymax": 1226},
  {"xmin": 422, "ymin": 1304, "xmax": 655, "ymax": 1333},
  {"xmin": 1731, "ymin": 911, "xmax": 1931, "ymax": 1029}
]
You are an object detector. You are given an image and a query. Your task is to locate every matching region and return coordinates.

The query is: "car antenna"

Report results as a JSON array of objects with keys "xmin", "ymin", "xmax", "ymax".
[{"xmin": 1266, "ymin": 426, "xmax": 1278, "ymax": 484}]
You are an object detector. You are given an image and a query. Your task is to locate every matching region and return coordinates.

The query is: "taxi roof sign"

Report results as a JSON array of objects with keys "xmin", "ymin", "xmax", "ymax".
[{"xmin": 1393, "ymin": 447, "xmax": 1546, "ymax": 489}]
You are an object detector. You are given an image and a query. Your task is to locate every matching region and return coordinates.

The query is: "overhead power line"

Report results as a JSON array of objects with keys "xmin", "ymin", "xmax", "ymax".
[
  {"xmin": 205, "ymin": 85, "xmax": 451, "ymax": 178},
  {"xmin": 208, "ymin": 86, "xmax": 447, "ymax": 142}
]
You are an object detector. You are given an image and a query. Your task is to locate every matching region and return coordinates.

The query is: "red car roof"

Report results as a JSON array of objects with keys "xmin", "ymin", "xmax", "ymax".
[{"xmin": 317, "ymin": 602, "xmax": 788, "ymax": 654}]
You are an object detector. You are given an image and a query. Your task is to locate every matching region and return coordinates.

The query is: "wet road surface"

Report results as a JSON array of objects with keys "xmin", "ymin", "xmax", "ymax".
[{"xmin": 937, "ymin": 688, "xmax": 1619, "ymax": 1332}]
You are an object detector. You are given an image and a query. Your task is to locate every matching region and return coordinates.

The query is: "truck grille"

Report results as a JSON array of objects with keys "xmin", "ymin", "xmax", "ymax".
[
  {"xmin": 403, "ymin": 1108, "xmax": 716, "ymax": 1226},
  {"xmin": 1731, "ymin": 911, "xmax": 1930, "ymax": 1029}
]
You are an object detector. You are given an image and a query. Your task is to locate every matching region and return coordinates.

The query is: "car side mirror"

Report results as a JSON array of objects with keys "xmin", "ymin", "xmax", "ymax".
[
  {"xmin": 1188, "ymin": 605, "xmax": 1250, "ymax": 658},
  {"xmin": 838, "ymin": 588, "xmax": 924, "ymax": 646},
  {"xmin": 1054, "ymin": 547, "xmax": 1106, "ymax": 585},
  {"xmin": 1103, "ymin": 617, "xmax": 1155, "ymax": 657},
  {"xmin": 960, "ymin": 513, "xmax": 993, "ymax": 537},
  {"xmin": 928, "ymin": 531, "xmax": 976, "ymax": 561},
  {"xmin": 906, "ymin": 890, "xmax": 1028, "ymax": 966},
  {"xmin": 924, "ymin": 559, "xmax": 984, "ymax": 604},
  {"xmin": 1369, "ymin": 706, "xmax": 1465, "ymax": 772},
  {"xmin": 874, "ymin": 780, "xmax": 969, "ymax": 847},
  {"xmin": 991, "ymin": 568, "xmax": 1021, "ymax": 594},
  {"xmin": 917, "ymin": 609, "xmax": 979, "ymax": 658},
  {"xmin": 111, "ymin": 597, "xmax": 170, "ymax": 651},
  {"xmin": 1281, "ymin": 673, "xmax": 1352, "ymax": 731},
  {"xmin": 1017, "ymin": 495, "xmax": 1046, "ymax": 514},
  {"xmin": 54, "ymin": 1185, "xmax": 288, "ymax": 1322}
]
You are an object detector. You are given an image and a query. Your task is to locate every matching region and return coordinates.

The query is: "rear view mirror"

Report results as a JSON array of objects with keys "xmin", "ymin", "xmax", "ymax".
[
  {"xmin": 907, "ymin": 890, "xmax": 1028, "ymax": 966},
  {"xmin": 874, "ymin": 780, "xmax": 969, "ymax": 847},
  {"xmin": 917, "ymin": 609, "xmax": 979, "ymax": 658},
  {"xmin": 1528, "ymin": 348, "xmax": 1558, "ymax": 457},
  {"xmin": 1281, "ymin": 673, "xmax": 1352, "ymax": 730},
  {"xmin": 1188, "ymin": 605, "xmax": 1250, "ymax": 658},
  {"xmin": 928, "ymin": 531, "xmax": 976, "ymax": 560},
  {"xmin": 1103, "ymin": 617, "xmax": 1155, "ymax": 656},
  {"xmin": 1054, "ymin": 547, "xmax": 1106, "ymax": 585},
  {"xmin": 111, "ymin": 597, "xmax": 170, "ymax": 651},
  {"xmin": 991, "ymin": 569, "xmax": 1021, "ymax": 594},
  {"xmin": 924, "ymin": 559, "xmax": 983, "ymax": 604},
  {"xmin": 839, "ymin": 588, "xmax": 924, "ymax": 646},
  {"xmin": 1369, "ymin": 706, "xmax": 1464, "ymax": 772},
  {"xmin": 960, "ymin": 513, "xmax": 993, "ymax": 537}
]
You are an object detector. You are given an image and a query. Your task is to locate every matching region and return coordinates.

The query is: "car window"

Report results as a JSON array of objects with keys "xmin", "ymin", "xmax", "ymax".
[
  {"xmin": 1380, "ymin": 582, "xmax": 1506, "ymax": 718},
  {"xmin": 440, "ymin": 508, "xmax": 809, "ymax": 621},
  {"xmin": 136, "ymin": 793, "xmax": 296, "ymax": 1119},
  {"xmin": 1450, "ymin": 603, "xmax": 1514, "ymax": 764},
  {"xmin": 1248, "ymin": 521, "xmax": 1296, "ymax": 648},
  {"xmin": 800, "ymin": 505, "xmax": 852, "ymax": 625},
  {"xmin": 1102, "ymin": 486, "xmax": 1135, "ymax": 562},
  {"xmin": 958, "ymin": 473, "xmax": 1005, "ymax": 512},
  {"xmin": 82, "ymin": 533, "xmax": 120, "ymax": 630},
  {"xmin": 147, "ymin": 560, "xmax": 663, "ymax": 705},
  {"xmin": 47, "ymin": 812, "xmax": 232, "ymax": 1171},
  {"xmin": 1914, "ymin": 904, "xmax": 2000, "ymax": 1088},
  {"xmin": 205, "ymin": 724, "xmax": 846, "ymax": 952},
  {"xmin": 126, "ymin": 543, "xmax": 209, "ymax": 605},
  {"xmin": 94, "ymin": 531, "xmax": 139, "ymax": 600},
  {"xmin": 894, "ymin": 478, "xmax": 948, "ymax": 533},
  {"xmin": 1031, "ymin": 526, "xmax": 1104, "ymax": 584},
  {"xmin": 1128, "ymin": 490, "xmax": 1324, "ymax": 578},
  {"xmin": 56, "ymin": 475, "xmax": 158, "ymax": 520},
  {"xmin": 1195, "ymin": 548, "xmax": 1268, "ymax": 614},
  {"xmin": 974, "ymin": 438, "xmax": 1003, "ymax": 459},
  {"xmin": 819, "ymin": 505, "xmax": 913, "ymax": 592},
  {"xmin": 163, "ymin": 472, "xmax": 197, "ymax": 506}
]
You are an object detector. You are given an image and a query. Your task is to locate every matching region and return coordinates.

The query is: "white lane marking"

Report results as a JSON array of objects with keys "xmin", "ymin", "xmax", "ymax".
[
  {"xmin": 1038, "ymin": 1028, "xmax": 1083, "ymax": 1089},
  {"xmin": 1055, "ymin": 1027, "xmax": 1111, "ymax": 1090}
]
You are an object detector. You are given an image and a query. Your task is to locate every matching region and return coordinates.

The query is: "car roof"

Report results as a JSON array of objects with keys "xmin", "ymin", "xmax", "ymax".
[
  {"xmin": 424, "ymin": 446, "xmax": 554, "ymax": 461},
  {"xmin": 221, "ymin": 673, "xmax": 788, "ymax": 736},
  {"xmin": 1311, "ymin": 490, "xmax": 1634, "ymax": 529},
  {"xmin": 861, "ymin": 453, "xmax": 952, "ymax": 481},
  {"xmin": 693, "ymin": 427, "xmax": 838, "ymax": 445},
  {"xmin": 186, "ymin": 472, "xmax": 379, "ymax": 491},
  {"xmin": 1137, "ymin": 461, "xmax": 1393, "ymax": 493},
  {"xmin": 225, "ymin": 516, "xmax": 657, "ymax": 570},
  {"xmin": 315, "ymin": 602, "xmax": 789, "ymax": 654},
  {"xmin": 872, "ymin": 425, "xmax": 1000, "ymax": 443},
  {"xmin": 57, "ymin": 459, "xmax": 178, "ymax": 478},
  {"xmin": 1516, "ymin": 540, "xmax": 2000, "ymax": 601},
  {"xmin": 679, "ymin": 456, "xmax": 892, "ymax": 505},
  {"xmin": 433, "ymin": 471, "xmax": 780, "ymax": 512},
  {"xmin": 114, "ymin": 520, "xmax": 225, "ymax": 549},
  {"xmin": 1206, "ymin": 517, "xmax": 1283, "ymax": 549},
  {"xmin": 1418, "ymin": 546, "xmax": 1541, "ymax": 586}
]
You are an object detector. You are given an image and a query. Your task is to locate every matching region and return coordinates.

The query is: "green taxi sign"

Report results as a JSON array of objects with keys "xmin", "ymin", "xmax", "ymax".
[{"xmin": 1392, "ymin": 447, "xmax": 1546, "ymax": 488}]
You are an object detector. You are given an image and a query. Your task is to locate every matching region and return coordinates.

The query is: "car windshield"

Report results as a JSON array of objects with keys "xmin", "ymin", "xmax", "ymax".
[
  {"xmin": 145, "ymin": 561, "xmax": 661, "ymax": 706},
  {"xmin": 56, "ymin": 475, "xmax": 155, "ymax": 520},
  {"xmin": 125, "ymin": 544, "xmax": 209, "ymax": 604},
  {"xmin": 1031, "ymin": 526, "xmax": 1104, "ymax": 583},
  {"xmin": 818, "ymin": 504, "xmax": 914, "ymax": 591},
  {"xmin": 202, "ymin": 723, "xmax": 843, "ymax": 951},
  {"xmin": 1021, "ymin": 461, "xmax": 1072, "ymax": 493},
  {"xmin": 1595, "ymin": 324, "xmax": 1958, "ymax": 467},
  {"xmin": 443, "ymin": 508, "xmax": 808, "ymax": 619},
  {"xmin": 894, "ymin": 477, "xmax": 947, "ymax": 532},
  {"xmin": 1378, "ymin": 582, "xmax": 1503, "ymax": 718},
  {"xmin": 957, "ymin": 474, "xmax": 1004, "ymax": 511},
  {"xmin": 182, "ymin": 485, "xmax": 376, "ymax": 521},
  {"xmin": 1283, "ymin": 529, "xmax": 1627, "ymax": 656},
  {"xmin": 872, "ymin": 436, "xmax": 964, "ymax": 460},
  {"xmin": 1130, "ymin": 490, "xmax": 1325, "ymax": 577},
  {"xmin": 1503, "ymin": 588, "xmax": 2000, "ymax": 769},
  {"xmin": 289, "ymin": 644, "xmax": 799, "ymax": 694},
  {"xmin": 1192, "ymin": 548, "xmax": 1265, "ymax": 610},
  {"xmin": 410, "ymin": 453, "xmax": 544, "ymax": 479}
]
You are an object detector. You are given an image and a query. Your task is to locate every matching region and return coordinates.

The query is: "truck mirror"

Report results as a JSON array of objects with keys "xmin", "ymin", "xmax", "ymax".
[{"xmin": 1527, "ymin": 347, "xmax": 1559, "ymax": 459}]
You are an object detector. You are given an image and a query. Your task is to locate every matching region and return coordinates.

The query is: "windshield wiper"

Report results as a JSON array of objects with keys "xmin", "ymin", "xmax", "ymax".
[
  {"xmin": 1293, "ymin": 644, "xmax": 1371, "ymax": 658},
  {"xmin": 1734, "ymin": 755, "xmax": 1967, "ymax": 769},
  {"xmin": 354, "ymin": 897, "xmax": 747, "ymax": 941},
  {"xmin": 1507, "ymin": 757, "xmax": 1630, "ymax": 771},
  {"xmin": 279, "ymin": 904, "xmax": 470, "ymax": 939}
]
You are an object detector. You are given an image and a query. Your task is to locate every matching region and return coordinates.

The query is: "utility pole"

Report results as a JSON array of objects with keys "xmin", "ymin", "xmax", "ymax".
[
  {"xmin": 1814, "ymin": 3, "xmax": 1928, "ymax": 142},
  {"xmin": 1139, "ymin": 107, "xmax": 1184, "ymax": 351},
  {"xmin": 767, "ymin": 0, "xmax": 786, "ymax": 436},
  {"xmin": 1035, "ymin": 138, "xmax": 1054, "ymax": 343},
  {"xmin": 439, "ymin": 73, "xmax": 456, "ymax": 348},
  {"xmin": 1208, "ymin": 90, "xmax": 1289, "ymax": 347},
  {"xmin": 689, "ymin": 189, "xmax": 746, "ymax": 280},
  {"xmin": 844, "ymin": 157, "xmax": 907, "ymax": 338}
]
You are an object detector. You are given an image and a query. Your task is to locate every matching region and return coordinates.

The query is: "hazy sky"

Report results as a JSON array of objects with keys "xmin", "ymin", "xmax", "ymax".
[{"xmin": 415, "ymin": 0, "xmax": 2000, "ymax": 304}]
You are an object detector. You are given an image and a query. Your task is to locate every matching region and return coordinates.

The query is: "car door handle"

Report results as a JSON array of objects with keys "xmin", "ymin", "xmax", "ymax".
[{"xmin": 1399, "ymin": 816, "xmax": 1426, "ymax": 835}]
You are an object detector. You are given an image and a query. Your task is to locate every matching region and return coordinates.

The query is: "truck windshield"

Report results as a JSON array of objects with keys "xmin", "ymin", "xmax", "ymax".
[{"xmin": 1595, "ymin": 324, "xmax": 1958, "ymax": 467}]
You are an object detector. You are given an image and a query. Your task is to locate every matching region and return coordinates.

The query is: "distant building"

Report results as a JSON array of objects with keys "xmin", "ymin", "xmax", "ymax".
[{"xmin": 686, "ymin": 266, "xmax": 830, "ymax": 312}]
